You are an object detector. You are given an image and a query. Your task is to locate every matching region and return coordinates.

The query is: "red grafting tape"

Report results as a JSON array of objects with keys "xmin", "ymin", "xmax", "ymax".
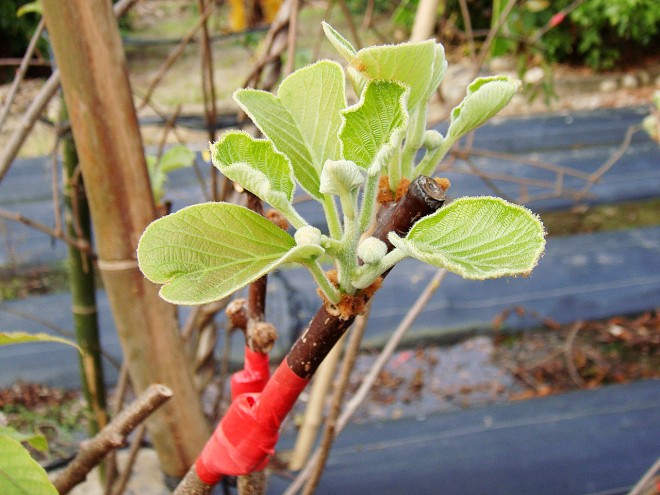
[
  {"xmin": 231, "ymin": 346, "xmax": 271, "ymax": 400},
  {"xmin": 195, "ymin": 361, "xmax": 309, "ymax": 483}
]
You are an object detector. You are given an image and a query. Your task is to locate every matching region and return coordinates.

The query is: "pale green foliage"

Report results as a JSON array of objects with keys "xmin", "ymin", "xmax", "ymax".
[
  {"xmin": 0, "ymin": 427, "xmax": 48, "ymax": 453},
  {"xmin": 137, "ymin": 23, "xmax": 545, "ymax": 306},
  {"xmin": 234, "ymin": 61, "xmax": 345, "ymax": 200},
  {"xmin": 210, "ymin": 131, "xmax": 306, "ymax": 227},
  {"xmin": 320, "ymin": 160, "xmax": 364, "ymax": 196},
  {"xmin": 137, "ymin": 203, "xmax": 323, "ymax": 304},
  {"xmin": 389, "ymin": 197, "xmax": 545, "ymax": 279},
  {"xmin": 340, "ymin": 80, "xmax": 409, "ymax": 175},
  {"xmin": 0, "ymin": 331, "xmax": 81, "ymax": 353},
  {"xmin": 447, "ymin": 76, "xmax": 521, "ymax": 142},
  {"xmin": 146, "ymin": 144, "xmax": 196, "ymax": 203},
  {"xmin": 0, "ymin": 435, "xmax": 57, "ymax": 495}
]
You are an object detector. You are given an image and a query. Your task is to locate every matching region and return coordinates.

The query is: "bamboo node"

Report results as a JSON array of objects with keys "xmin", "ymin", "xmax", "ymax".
[{"xmin": 97, "ymin": 258, "xmax": 139, "ymax": 271}]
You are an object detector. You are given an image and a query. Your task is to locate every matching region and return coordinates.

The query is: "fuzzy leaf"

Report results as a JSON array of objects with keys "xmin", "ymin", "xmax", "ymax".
[
  {"xmin": 138, "ymin": 203, "xmax": 323, "ymax": 305},
  {"xmin": 234, "ymin": 61, "xmax": 345, "ymax": 199},
  {"xmin": 0, "ymin": 332, "xmax": 81, "ymax": 354},
  {"xmin": 324, "ymin": 23, "xmax": 445, "ymax": 114},
  {"xmin": 322, "ymin": 22, "xmax": 358, "ymax": 64},
  {"xmin": 340, "ymin": 80, "xmax": 409, "ymax": 175},
  {"xmin": 389, "ymin": 197, "xmax": 545, "ymax": 279},
  {"xmin": 319, "ymin": 160, "xmax": 364, "ymax": 196},
  {"xmin": 0, "ymin": 435, "xmax": 58, "ymax": 495},
  {"xmin": 211, "ymin": 131, "xmax": 295, "ymax": 211},
  {"xmin": 447, "ymin": 76, "xmax": 520, "ymax": 141}
]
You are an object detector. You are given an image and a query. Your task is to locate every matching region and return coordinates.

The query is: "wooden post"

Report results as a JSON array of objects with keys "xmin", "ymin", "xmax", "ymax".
[{"xmin": 41, "ymin": 0, "xmax": 209, "ymax": 477}]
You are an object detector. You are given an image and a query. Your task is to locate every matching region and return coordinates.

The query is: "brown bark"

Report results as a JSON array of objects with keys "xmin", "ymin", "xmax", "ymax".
[
  {"xmin": 41, "ymin": 0, "xmax": 209, "ymax": 477},
  {"xmin": 52, "ymin": 384, "xmax": 172, "ymax": 495}
]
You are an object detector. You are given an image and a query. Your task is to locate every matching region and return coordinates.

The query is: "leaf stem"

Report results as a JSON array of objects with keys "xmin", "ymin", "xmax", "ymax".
[
  {"xmin": 281, "ymin": 202, "xmax": 309, "ymax": 229},
  {"xmin": 400, "ymin": 106, "xmax": 426, "ymax": 179},
  {"xmin": 352, "ymin": 248, "xmax": 407, "ymax": 289},
  {"xmin": 388, "ymin": 145, "xmax": 402, "ymax": 193},
  {"xmin": 414, "ymin": 136, "xmax": 455, "ymax": 177},
  {"xmin": 358, "ymin": 174, "xmax": 379, "ymax": 232},
  {"xmin": 322, "ymin": 195, "xmax": 342, "ymax": 239},
  {"xmin": 306, "ymin": 260, "xmax": 342, "ymax": 304}
]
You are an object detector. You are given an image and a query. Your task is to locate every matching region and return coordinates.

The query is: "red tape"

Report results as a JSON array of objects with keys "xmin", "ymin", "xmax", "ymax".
[
  {"xmin": 231, "ymin": 346, "xmax": 270, "ymax": 400},
  {"xmin": 195, "ymin": 360, "xmax": 309, "ymax": 484}
]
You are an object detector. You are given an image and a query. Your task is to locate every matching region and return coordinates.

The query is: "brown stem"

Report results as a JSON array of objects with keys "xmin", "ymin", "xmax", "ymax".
[
  {"xmin": 0, "ymin": 18, "xmax": 45, "ymax": 130},
  {"xmin": 110, "ymin": 423, "xmax": 147, "ymax": 495},
  {"xmin": 288, "ymin": 176, "xmax": 445, "ymax": 379},
  {"xmin": 137, "ymin": 1, "xmax": 216, "ymax": 111},
  {"xmin": 0, "ymin": 207, "xmax": 93, "ymax": 255},
  {"xmin": 52, "ymin": 384, "xmax": 172, "ymax": 495},
  {"xmin": 302, "ymin": 305, "xmax": 371, "ymax": 495}
]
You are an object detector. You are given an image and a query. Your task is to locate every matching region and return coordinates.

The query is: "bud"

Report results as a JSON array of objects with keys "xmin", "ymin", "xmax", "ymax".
[
  {"xmin": 319, "ymin": 159, "xmax": 364, "ymax": 196},
  {"xmin": 295, "ymin": 225, "xmax": 322, "ymax": 246},
  {"xmin": 358, "ymin": 237, "xmax": 388, "ymax": 264},
  {"xmin": 423, "ymin": 129, "xmax": 444, "ymax": 149}
]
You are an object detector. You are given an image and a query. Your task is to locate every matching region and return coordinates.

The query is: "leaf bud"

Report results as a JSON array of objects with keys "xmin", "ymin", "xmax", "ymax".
[
  {"xmin": 357, "ymin": 236, "xmax": 388, "ymax": 264},
  {"xmin": 295, "ymin": 225, "xmax": 322, "ymax": 246},
  {"xmin": 319, "ymin": 159, "xmax": 364, "ymax": 196}
]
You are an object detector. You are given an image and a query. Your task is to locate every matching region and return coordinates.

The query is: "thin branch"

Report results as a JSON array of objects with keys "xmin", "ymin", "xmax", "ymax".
[
  {"xmin": 530, "ymin": 0, "xmax": 585, "ymax": 44},
  {"xmin": 0, "ymin": 70, "xmax": 61, "ymax": 184},
  {"xmin": 564, "ymin": 321, "xmax": 585, "ymax": 387},
  {"xmin": 628, "ymin": 456, "xmax": 660, "ymax": 495},
  {"xmin": 574, "ymin": 124, "xmax": 641, "ymax": 203},
  {"xmin": 136, "ymin": 0, "xmax": 216, "ymax": 111},
  {"xmin": 0, "ymin": 207, "xmax": 94, "ymax": 255},
  {"xmin": 336, "ymin": 0, "xmax": 362, "ymax": 49},
  {"xmin": 110, "ymin": 423, "xmax": 147, "ymax": 495},
  {"xmin": 283, "ymin": 0, "xmax": 301, "ymax": 77},
  {"xmin": 472, "ymin": 0, "xmax": 518, "ymax": 78},
  {"xmin": 457, "ymin": 0, "xmax": 476, "ymax": 59},
  {"xmin": 52, "ymin": 384, "xmax": 173, "ymax": 495},
  {"xmin": 0, "ymin": 18, "xmax": 45, "ymax": 130},
  {"xmin": 285, "ymin": 269, "xmax": 448, "ymax": 494},
  {"xmin": 0, "ymin": 0, "xmax": 141, "ymax": 184}
]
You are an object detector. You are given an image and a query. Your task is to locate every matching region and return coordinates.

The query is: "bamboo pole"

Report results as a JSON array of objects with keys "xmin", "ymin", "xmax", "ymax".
[
  {"xmin": 60, "ymin": 103, "xmax": 108, "ymax": 436},
  {"xmin": 41, "ymin": 0, "xmax": 209, "ymax": 478}
]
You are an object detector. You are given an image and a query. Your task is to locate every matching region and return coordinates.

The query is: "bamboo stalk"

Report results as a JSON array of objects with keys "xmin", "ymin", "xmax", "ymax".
[
  {"xmin": 60, "ymin": 102, "xmax": 108, "ymax": 436},
  {"xmin": 41, "ymin": 0, "xmax": 210, "ymax": 477}
]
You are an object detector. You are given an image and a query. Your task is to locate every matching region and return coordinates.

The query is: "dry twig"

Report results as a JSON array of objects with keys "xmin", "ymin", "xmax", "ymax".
[{"xmin": 52, "ymin": 384, "xmax": 172, "ymax": 495}]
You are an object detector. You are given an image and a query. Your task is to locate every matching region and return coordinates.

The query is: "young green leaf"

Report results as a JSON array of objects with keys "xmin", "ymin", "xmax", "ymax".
[
  {"xmin": 389, "ymin": 197, "xmax": 545, "ymax": 279},
  {"xmin": 234, "ymin": 61, "xmax": 346, "ymax": 199},
  {"xmin": 211, "ymin": 131, "xmax": 302, "ymax": 225},
  {"xmin": 447, "ymin": 76, "xmax": 520, "ymax": 141},
  {"xmin": 0, "ymin": 427, "xmax": 48, "ymax": 453},
  {"xmin": 0, "ymin": 332, "xmax": 82, "ymax": 354},
  {"xmin": 159, "ymin": 145, "xmax": 196, "ymax": 174},
  {"xmin": 339, "ymin": 80, "xmax": 409, "ymax": 175},
  {"xmin": 319, "ymin": 160, "xmax": 364, "ymax": 196},
  {"xmin": 0, "ymin": 435, "xmax": 58, "ymax": 495},
  {"xmin": 321, "ymin": 22, "xmax": 358, "ymax": 64},
  {"xmin": 137, "ymin": 203, "xmax": 324, "ymax": 305},
  {"xmin": 323, "ymin": 23, "xmax": 445, "ymax": 115}
]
